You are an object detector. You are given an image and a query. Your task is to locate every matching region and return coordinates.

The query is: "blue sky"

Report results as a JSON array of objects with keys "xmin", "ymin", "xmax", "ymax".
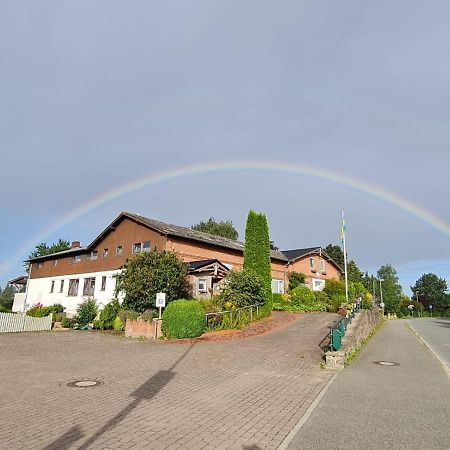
[{"xmin": 1, "ymin": 1, "xmax": 450, "ymax": 295}]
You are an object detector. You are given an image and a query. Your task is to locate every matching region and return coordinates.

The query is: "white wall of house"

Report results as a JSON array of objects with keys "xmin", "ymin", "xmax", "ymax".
[{"xmin": 25, "ymin": 270, "xmax": 121, "ymax": 316}]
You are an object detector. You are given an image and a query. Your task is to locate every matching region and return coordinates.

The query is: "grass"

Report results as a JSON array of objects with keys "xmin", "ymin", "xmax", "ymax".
[{"xmin": 344, "ymin": 320, "xmax": 384, "ymax": 366}]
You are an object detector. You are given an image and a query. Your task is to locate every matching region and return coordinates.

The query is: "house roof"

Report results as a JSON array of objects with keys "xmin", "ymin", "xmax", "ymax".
[
  {"xmin": 188, "ymin": 259, "xmax": 231, "ymax": 272},
  {"xmin": 27, "ymin": 246, "xmax": 88, "ymax": 262},
  {"xmin": 93, "ymin": 212, "xmax": 289, "ymax": 262},
  {"xmin": 281, "ymin": 247, "xmax": 343, "ymax": 272},
  {"xmin": 8, "ymin": 275, "xmax": 28, "ymax": 286}
]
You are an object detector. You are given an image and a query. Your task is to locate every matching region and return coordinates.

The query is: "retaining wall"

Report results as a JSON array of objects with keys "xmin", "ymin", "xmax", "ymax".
[{"xmin": 325, "ymin": 308, "xmax": 383, "ymax": 368}]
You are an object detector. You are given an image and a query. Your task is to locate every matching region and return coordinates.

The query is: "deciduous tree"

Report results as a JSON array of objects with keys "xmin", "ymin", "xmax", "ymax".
[{"xmin": 191, "ymin": 218, "xmax": 238, "ymax": 240}]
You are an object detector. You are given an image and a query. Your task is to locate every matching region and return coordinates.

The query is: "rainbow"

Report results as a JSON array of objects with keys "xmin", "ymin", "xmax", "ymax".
[{"xmin": 2, "ymin": 160, "xmax": 450, "ymax": 278}]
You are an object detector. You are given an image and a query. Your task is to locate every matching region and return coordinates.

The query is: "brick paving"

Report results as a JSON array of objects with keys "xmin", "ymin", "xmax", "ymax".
[{"xmin": 0, "ymin": 312, "xmax": 338, "ymax": 450}]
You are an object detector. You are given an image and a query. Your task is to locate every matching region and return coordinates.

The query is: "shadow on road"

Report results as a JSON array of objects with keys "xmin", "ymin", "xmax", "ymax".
[
  {"xmin": 43, "ymin": 426, "xmax": 84, "ymax": 450},
  {"xmin": 432, "ymin": 319, "xmax": 450, "ymax": 328},
  {"xmin": 47, "ymin": 344, "xmax": 194, "ymax": 450}
]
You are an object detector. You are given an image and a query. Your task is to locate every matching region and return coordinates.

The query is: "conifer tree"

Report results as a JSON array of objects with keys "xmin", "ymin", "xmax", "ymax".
[{"xmin": 243, "ymin": 210, "xmax": 273, "ymax": 309}]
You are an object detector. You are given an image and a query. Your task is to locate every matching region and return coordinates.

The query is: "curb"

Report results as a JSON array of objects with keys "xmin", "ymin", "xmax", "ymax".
[
  {"xmin": 406, "ymin": 321, "xmax": 450, "ymax": 381},
  {"xmin": 277, "ymin": 372, "xmax": 339, "ymax": 450}
]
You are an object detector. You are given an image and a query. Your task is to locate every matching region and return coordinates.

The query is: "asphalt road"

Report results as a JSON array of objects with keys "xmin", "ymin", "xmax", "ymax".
[
  {"xmin": 285, "ymin": 319, "xmax": 450, "ymax": 450},
  {"xmin": 408, "ymin": 318, "xmax": 450, "ymax": 370}
]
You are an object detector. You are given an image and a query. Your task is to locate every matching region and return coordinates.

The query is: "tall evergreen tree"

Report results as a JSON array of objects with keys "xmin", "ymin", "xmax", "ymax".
[{"xmin": 243, "ymin": 210, "xmax": 272, "ymax": 310}]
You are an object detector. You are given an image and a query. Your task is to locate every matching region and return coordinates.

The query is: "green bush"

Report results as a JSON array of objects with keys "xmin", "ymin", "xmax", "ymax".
[
  {"xmin": 113, "ymin": 316, "xmax": 124, "ymax": 332},
  {"xmin": 138, "ymin": 309, "xmax": 156, "ymax": 322},
  {"xmin": 118, "ymin": 309, "xmax": 139, "ymax": 325},
  {"xmin": 162, "ymin": 299, "xmax": 206, "ymax": 339},
  {"xmin": 75, "ymin": 299, "xmax": 98, "ymax": 326},
  {"xmin": 323, "ymin": 279, "xmax": 346, "ymax": 299},
  {"xmin": 61, "ymin": 317, "xmax": 74, "ymax": 328},
  {"xmin": 219, "ymin": 270, "xmax": 266, "ymax": 309},
  {"xmin": 27, "ymin": 303, "xmax": 64, "ymax": 318},
  {"xmin": 98, "ymin": 299, "xmax": 121, "ymax": 329},
  {"xmin": 0, "ymin": 305, "xmax": 11, "ymax": 313},
  {"xmin": 289, "ymin": 286, "xmax": 326, "ymax": 312},
  {"xmin": 288, "ymin": 272, "xmax": 306, "ymax": 291}
]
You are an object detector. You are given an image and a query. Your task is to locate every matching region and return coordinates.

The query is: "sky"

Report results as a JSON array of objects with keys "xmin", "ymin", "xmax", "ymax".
[{"xmin": 2, "ymin": 1, "xmax": 450, "ymax": 295}]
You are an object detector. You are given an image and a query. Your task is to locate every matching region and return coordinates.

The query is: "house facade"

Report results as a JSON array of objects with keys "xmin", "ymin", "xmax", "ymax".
[{"xmin": 14, "ymin": 212, "xmax": 341, "ymax": 315}]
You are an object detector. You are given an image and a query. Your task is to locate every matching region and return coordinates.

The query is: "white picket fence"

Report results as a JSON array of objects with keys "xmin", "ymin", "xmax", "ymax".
[{"xmin": 0, "ymin": 312, "xmax": 53, "ymax": 333}]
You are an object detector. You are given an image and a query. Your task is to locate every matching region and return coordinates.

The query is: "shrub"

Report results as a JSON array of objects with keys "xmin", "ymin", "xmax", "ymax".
[
  {"xmin": 162, "ymin": 299, "xmax": 206, "ymax": 339},
  {"xmin": 98, "ymin": 299, "xmax": 121, "ymax": 329},
  {"xmin": 219, "ymin": 270, "xmax": 266, "ymax": 309},
  {"xmin": 290, "ymin": 286, "xmax": 326, "ymax": 312},
  {"xmin": 54, "ymin": 313, "xmax": 64, "ymax": 322},
  {"xmin": 288, "ymin": 272, "xmax": 306, "ymax": 291},
  {"xmin": 0, "ymin": 305, "xmax": 11, "ymax": 313},
  {"xmin": 27, "ymin": 303, "xmax": 64, "ymax": 318},
  {"xmin": 118, "ymin": 309, "xmax": 139, "ymax": 325},
  {"xmin": 323, "ymin": 279, "xmax": 346, "ymax": 299},
  {"xmin": 75, "ymin": 299, "xmax": 98, "ymax": 326},
  {"xmin": 329, "ymin": 293, "xmax": 347, "ymax": 312},
  {"xmin": 113, "ymin": 316, "xmax": 124, "ymax": 332},
  {"xmin": 61, "ymin": 317, "xmax": 74, "ymax": 328},
  {"xmin": 138, "ymin": 309, "xmax": 156, "ymax": 322}
]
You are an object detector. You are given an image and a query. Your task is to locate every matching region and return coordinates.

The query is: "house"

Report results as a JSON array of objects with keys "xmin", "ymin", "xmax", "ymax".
[{"xmin": 14, "ymin": 212, "xmax": 341, "ymax": 315}]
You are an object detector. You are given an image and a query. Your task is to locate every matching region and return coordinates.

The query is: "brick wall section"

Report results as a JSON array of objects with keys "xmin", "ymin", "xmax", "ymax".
[{"xmin": 325, "ymin": 308, "xmax": 383, "ymax": 368}]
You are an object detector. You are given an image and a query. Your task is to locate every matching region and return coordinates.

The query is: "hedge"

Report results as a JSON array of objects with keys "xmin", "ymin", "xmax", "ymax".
[{"xmin": 162, "ymin": 299, "xmax": 206, "ymax": 339}]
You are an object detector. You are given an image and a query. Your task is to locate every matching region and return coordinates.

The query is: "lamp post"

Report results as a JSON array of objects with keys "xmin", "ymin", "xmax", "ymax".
[{"xmin": 379, "ymin": 278, "xmax": 385, "ymax": 312}]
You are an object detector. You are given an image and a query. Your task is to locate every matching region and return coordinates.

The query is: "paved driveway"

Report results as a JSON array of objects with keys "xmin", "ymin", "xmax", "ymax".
[{"xmin": 0, "ymin": 313, "xmax": 337, "ymax": 450}]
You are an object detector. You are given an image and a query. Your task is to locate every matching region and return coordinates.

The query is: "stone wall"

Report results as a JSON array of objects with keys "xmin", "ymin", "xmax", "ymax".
[
  {"xmin": 125, "ymin": 318, "xmax": 162, "ymax": 339},
  {"xmin": 325, "ymin": 308, "xmax": 383, "ymax": 368}
]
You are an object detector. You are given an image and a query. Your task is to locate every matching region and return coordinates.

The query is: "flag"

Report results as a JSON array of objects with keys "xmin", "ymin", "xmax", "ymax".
[{"xmin": 341, "ymin": 211, "xmax": 346, "ymax": 243}]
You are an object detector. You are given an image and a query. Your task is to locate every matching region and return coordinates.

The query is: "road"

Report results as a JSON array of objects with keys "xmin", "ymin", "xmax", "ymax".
[
  {"xmin": 284, "ymin": 319, "xmax": 450, "ymax": 450},
  {"xmin": 408, "ymin": 318, "xmax": 450, "ymax": 370}
]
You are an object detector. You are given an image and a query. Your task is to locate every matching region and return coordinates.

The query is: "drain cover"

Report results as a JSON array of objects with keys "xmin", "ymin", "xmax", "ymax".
[
  {"xmin": 373, "ymin": 361, "xmax": 400, "ymax": 366},
  {"xmin": 67, "ymin": 380, "xmax": 103, "ymax": 388}
]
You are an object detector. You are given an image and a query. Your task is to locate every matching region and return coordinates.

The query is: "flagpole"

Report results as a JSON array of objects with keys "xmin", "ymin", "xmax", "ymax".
[{"xmin": 341, "ymin": 210, "xmax": 349, "ymax": 303}]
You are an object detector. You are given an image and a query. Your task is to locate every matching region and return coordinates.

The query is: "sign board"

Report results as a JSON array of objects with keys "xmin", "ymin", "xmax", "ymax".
[{"xmin": 156, "ymin": 292, "xmax": 166, "ymax": 308}]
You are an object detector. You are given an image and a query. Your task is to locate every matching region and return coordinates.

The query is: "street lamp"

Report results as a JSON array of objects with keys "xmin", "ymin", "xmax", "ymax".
[{"xmin": 379, "ymin": 278, "xmax": 385, "ymax": 311}]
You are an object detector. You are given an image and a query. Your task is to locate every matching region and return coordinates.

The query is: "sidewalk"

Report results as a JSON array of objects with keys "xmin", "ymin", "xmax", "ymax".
[{"xmin": 285, "ymin": 320, "xmax": 450, "ymax": 450}]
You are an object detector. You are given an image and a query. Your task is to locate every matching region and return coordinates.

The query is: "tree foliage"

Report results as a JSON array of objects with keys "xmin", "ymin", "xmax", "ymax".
[
  {"xmin": 377, "ymin": 264, "xmax": 403, "ymax": 314},
  {"xmin": 220, "ymin": 270, "xmax": 266, "ymax": 308},
  {"xmin": 324, "ymin": 244, "xmax": 363, "ymax": 283},
  {"xmin": 114, "ymin": 249, "xmax": 189, "ymax": 313},
  {"xmin": 288, "ymin": 272, "xmax": 306, "ymax": 291},
  {"xmin": 411, "ymin": 273, "xmax": 449, "ymax": 312},
  {"xmin": 243, "ymin": 210, "xmax": 272, "ymax": 309},
  {"xmin": 191, "ymin": 217, "xmax": 239, "ymax": 240},
  {"xmin": 0, "ymin": 285, "xmax": 16, "ymax": 311},
  {"xmin": 26, "ymin": 239, "xmax": 71, "ymax": 270}
]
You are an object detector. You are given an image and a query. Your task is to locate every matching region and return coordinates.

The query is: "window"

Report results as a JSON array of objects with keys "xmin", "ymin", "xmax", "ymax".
[
  {"xmin": 102, "ymin": 248, "xmax": 109, "ymax": 258},
  {"xmin": 71, "ymin": 255, "xmax": 81, "ymax": 264},
  {"xmin": 53, "ymin": 260, "xmax": 58, "ymax": 267},
  {"xmin": 133, "ymin": 242, "xmax": 142, "ymax": 254},
  {"xmin": 271, "ymin": 279, "xmax": 285, "ymax": 294},
  {"xmin": 312, "ymin": 279, "xmax": 325, "ymax": 291},
  {"xmin": 198, "ymin": 278, "xmax": 208, "ymax": 293},
  {"xmin": 59, "ymin": 280, "xmax": 64, "ymax": 293},
  {"xmin": 143, "ymin": 241, "xmax": 151, "ymax": 252},
  {"xmin": 88, "ymin": 250, "xmax": 98, "ymax": 261},
  {"xmin": 50, "ymin": 281, "xmax": 55, "ymax": 293},
  {"xmin": 116, "ymin": 245, "xmax": 123, "ymax": 256},
  {"xmin": 83, "ymin": 278, "xmax": 96, "ymax": 296},
  {"xmin": 37, "ymin": 262, "xmax": 44, "ymax": 269},
  {"xmin": 320, "ymin": 259, "xmax": 326, "ymax": 272},
  {"xmin": 68, "ymin": 279, "xmax": 79, "ymax": 296},
  {"xmin": 309, "ymin": 257, "xmax": 315, "ymax": 271},
  {"xmin": 101, "ymin": 276, "xmax": 106, "ymax": 291}
]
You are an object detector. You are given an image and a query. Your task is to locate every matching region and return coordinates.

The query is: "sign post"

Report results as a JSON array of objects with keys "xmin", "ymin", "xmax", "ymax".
[{"xmin": 156, "ymin": 292, "xmax": 166, "ymax": 319}]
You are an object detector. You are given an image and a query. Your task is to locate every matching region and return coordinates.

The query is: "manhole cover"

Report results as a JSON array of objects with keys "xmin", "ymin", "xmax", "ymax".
[
  {"xmin": 67, "ymin": 380, "xmax": 103, "ymax": 388},
  {"xmin": 373, "ymin": 361, "xmax": 400, "ymax": 366}
]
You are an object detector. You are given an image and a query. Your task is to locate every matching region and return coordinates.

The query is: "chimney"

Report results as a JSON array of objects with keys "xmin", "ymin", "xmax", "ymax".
[{"xmin": 71, "ymin": 240, "xmax": 81, "ymax": 249}]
